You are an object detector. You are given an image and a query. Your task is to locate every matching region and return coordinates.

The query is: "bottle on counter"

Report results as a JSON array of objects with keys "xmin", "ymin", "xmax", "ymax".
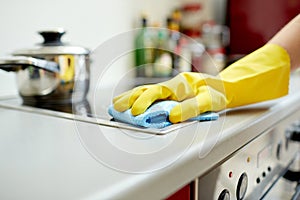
[
  {"xmin": 169, "ymin": 9, "xmax": 196, "ymax": 74},
  {"xmin": 175, "ymin": 37, "xmax": 193, "ymax": 73},
  {"xmin": 135, "ymin": 16, "xmax": 155, "ymax": 77},
  {"xmin": 152, "ymin": 27, "xmax": 173, "ymax": 77},
  {"xmin": 166, "ymin": 16, "xmax": 181, "ymax": 75},
  {"xmin": 190, "ymin": 42, "xmax": 205, "ymax": 73},
  {"xmin": 201, "ymin": 21, "xmax": 230, "ymax": 74}
]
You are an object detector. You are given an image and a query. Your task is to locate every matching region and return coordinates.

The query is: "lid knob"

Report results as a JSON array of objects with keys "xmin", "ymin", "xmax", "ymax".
[{"xmin": 38, "ymin": 28, "xmax": 66, "ymax": 46}]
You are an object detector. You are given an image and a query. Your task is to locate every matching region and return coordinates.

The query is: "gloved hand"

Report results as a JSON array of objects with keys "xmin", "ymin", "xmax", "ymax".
[{"xmin": 113, "ymin": 44, "xmax": 290, "ymax": 123}]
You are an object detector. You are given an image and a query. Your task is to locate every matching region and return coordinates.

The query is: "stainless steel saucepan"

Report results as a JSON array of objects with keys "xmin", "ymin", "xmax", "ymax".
[{"xmin": 0, "ymin": 28, "xmax": 90, "ymax": 105}]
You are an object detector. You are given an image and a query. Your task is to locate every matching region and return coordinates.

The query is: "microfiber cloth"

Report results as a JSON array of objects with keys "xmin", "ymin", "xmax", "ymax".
[{"xmin": 108, "ymin": 100, "xmax": 219, "ymax": 129}]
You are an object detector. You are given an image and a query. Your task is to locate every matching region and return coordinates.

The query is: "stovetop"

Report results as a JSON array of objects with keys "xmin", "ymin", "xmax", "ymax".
[{"xmin": 0, "ymin": 95, "xmax": 198, "ymax": 134}]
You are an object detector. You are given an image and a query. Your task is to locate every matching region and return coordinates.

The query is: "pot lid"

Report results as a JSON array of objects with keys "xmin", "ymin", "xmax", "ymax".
[{"xmin": 13, "ymin": 28, "xmax": 90, "ymax": 56}]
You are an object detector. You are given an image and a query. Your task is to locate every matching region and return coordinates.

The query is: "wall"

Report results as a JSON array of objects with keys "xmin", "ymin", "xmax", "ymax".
[{"xmin": 0, "ymin": 0, "xmax": 181, "ymax": 96}]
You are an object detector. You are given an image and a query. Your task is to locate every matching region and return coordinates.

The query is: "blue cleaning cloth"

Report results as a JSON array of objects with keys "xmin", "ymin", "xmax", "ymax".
[{"xmin": 108, "ymin": 100, "xmax": 219, "ymax": 129}]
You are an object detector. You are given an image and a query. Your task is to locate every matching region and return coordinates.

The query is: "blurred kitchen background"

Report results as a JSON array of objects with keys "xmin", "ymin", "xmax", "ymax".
[{"xmin": 0, "ymin": 0, "xmax": 299, "ymax": 96}]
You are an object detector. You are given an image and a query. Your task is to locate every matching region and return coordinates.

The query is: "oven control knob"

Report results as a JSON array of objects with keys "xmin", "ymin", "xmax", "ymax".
[
  {"xmin": 286, "ymin": 121, "xmax": 300, "ymax": 142},
  {"xmin": 236, "ymin": 173, "xmax": 248, "ymax": 200},
  {"xmin": 290, "ymin": 127, "xmax": 300, "ymax": 142},
  {"xmin": 218, "ymin": 189, "xmax": 230, "ymax": 200}
]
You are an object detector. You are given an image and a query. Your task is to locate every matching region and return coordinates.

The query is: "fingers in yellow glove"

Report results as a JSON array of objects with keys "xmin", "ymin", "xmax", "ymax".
[
  {"xmin": 112, "ymin": 72, "xmax": 209, "ymax": 116},
  {"xmin": 131, "ymin": 85, "xmax": 172, "ymax": 115},
  {"xmin": 113, "ymin": 86, "xmax": 150, "ymax": 112},
  {"xmin": 113, "ymin": 85, "xmax": 173, "ymax": 115},
  {"xmin": 169, "ymin": 86, "xmax": 227, "ymax": 123}
]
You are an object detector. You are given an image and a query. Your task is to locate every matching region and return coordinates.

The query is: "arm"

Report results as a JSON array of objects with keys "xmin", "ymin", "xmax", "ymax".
[{"xmin": 268, "ymin": 14, "xmax": 300, "ymax": 71}]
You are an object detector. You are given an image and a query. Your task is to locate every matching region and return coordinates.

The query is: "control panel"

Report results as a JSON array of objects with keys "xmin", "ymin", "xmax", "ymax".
[{"xmin": 197, "ymin": 117, "xmax": 300, "ymax": 200}]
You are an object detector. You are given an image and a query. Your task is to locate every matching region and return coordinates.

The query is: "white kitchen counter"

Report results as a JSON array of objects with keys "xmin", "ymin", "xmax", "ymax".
[{"xmin": 1, "ymin": 73, "xmax": 300, "ymax": 200}]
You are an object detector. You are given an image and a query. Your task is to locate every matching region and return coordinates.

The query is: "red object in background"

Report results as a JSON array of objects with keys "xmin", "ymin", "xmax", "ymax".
[
  {"xmin": 165, "ymin": 184, "xmax": 190, "ymax": 200},
  {"xmin": 227, "ymin": 0, "xmax": 300, "ymax": 55}
]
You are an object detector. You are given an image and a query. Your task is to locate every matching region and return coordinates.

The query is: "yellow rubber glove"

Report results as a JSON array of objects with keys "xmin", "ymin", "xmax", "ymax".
[{"xmin": 113, "ymin": 44, "xmax": 290, "ymax": 123}]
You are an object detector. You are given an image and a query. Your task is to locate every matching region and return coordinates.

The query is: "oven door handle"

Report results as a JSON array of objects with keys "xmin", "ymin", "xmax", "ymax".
[{"xmin": 283, "ymin": 170, "xmax": 300, "ymax": 182}]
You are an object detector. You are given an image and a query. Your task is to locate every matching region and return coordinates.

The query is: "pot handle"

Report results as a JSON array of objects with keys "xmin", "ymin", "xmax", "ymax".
[
  {"xmin": 0, "ymin": 56, "xmax": 59, "ymax": 73},
  {"xmin": 39, "ymin": 28, "xmax": 65, "ymax": 46}
]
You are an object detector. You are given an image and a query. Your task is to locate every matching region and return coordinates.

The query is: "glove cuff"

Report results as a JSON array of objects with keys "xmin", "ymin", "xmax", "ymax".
[{"xmin": 220, "ymin": 44, "xmax": 290, "ymax": 107}]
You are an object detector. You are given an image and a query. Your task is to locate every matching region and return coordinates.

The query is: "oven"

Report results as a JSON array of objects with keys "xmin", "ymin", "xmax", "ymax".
[{"xmin": 196, "ymin": 109, "xmax": 300, "ymax": 200}]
